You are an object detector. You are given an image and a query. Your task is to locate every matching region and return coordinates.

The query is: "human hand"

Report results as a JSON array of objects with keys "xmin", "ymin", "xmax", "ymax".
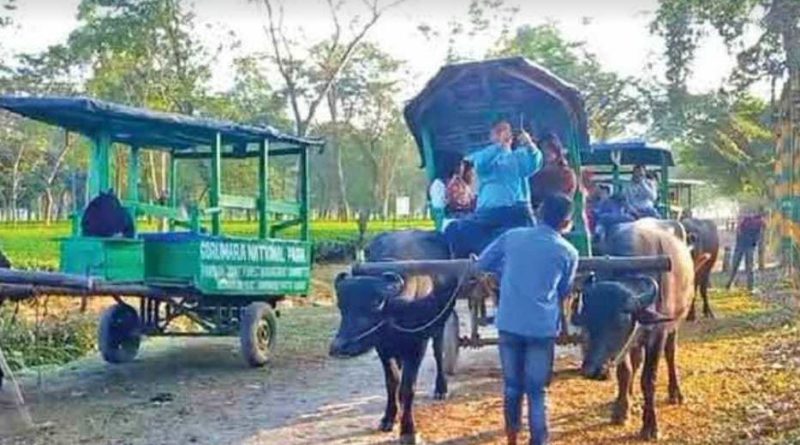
[{"xmin": 518, "ymin": 130, "xmax": 535, "ymax": 148}]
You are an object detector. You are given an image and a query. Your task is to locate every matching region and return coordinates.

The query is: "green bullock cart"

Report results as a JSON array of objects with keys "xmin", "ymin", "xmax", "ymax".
[{"xmin": 0, "ymin": 96, "xmax": 322, "ymax": 367}]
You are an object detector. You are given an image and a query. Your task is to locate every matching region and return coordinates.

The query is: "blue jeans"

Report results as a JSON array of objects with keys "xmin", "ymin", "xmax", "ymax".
[
  {"xmin": 726, "ymin": 240, "xmax": 757, "ymax": 290},
  {"xmin": 498, "ymin": 331, "xmax": 555, "ymax": 445},
  {"xmin": 445, "ymin": 204, "xmax": 533, "ymax": 258}
]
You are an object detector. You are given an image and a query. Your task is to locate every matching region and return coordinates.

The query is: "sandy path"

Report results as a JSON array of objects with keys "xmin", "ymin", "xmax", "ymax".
[{"xmin": 0, "ymin": 303, "xmax": 528, "ymax": 445}]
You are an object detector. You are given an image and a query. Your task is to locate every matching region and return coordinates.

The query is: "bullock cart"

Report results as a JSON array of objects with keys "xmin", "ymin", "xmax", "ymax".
[
  {"xmin": 582, "ymin": 140, "xmax": 675, "ymax": 218},
  {"xmin": 401, "ymin": 58, "xmax": 676, "ymax": 372},
  {"xmin": 0, "ymin": 96, "xmax": 322, "ymax": 369},
  {"xmin": 350, "ymin": 255, "xmax": 672, "ymax": 372}
]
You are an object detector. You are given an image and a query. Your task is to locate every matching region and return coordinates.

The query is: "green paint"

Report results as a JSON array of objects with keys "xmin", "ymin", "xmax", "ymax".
[
  {"xmin": 88, "ymin": 132, "xmax": 111, "ymax": 198},
  {"xmin": 659, "ymin": 157, "xmax": 670, "ymax": 218},
  {"xmin": 210, "ymin": 132, "xmax": 222, "ymax": 235},
  {"xmin": 421, "ymin": 127, "xmax": 442, "ymax": 231},
  {"xmin": 127, "ymin": 146, "xmax": 140, "ymax": 235},
  {"xmin": 565, "ymin": 128, "xmax": 590, "ymax": 256},
  {"xmin": 258, "ymin": 140, "xmax": 269, "ymax": 239},
  {"xmin": 60, "ymin": 237, "xmax": 144, "ymax": 281},
  {"xmin": 144, "ymin": 237, "xmax": 311, "ymax": 296},
  {"xmin": 300, "ymin": 148, "xmax": 310, "ymax": 241}
]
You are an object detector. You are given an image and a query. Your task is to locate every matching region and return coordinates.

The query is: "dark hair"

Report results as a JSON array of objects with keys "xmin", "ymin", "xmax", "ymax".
[
  {"xmin": 491, "ymin": 119, "xmax": 511, "ymax": 129},
  {"xmin": 539, "ymin": 132, "xmax": 558, "ymax": 145},
  {"xmin": 540, "ymin": 193, "xmax": 573, "ymax": 229}
]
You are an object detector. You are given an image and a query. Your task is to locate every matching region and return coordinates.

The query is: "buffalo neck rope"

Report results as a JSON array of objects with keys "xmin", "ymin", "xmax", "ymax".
[{"xmin": 347, "ymin": 260, "xmax": 473, "ymax": 341}]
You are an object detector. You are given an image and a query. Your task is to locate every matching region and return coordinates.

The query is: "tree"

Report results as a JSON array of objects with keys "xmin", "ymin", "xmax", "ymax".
[
  {"xmin": 52, "ymin": 0, "xmax": 213, "ymax": 202},
  {"xmin": 258, "ymin": 0, "xmax": 405, "ymax": 136},
  {"xmin": 418, "ymin": 0, "xmax": 520, "ymax": 63},
  {"xmin": 673, "ymin": 94, "xmax": 774, "ymax": 196},
  {"xmin": 493, "ymin": 24, "xmax": 648, "ymax": 140},
  {"xmin": 651, "ymin": 0, "xmax": 799, "ymax": 197}
]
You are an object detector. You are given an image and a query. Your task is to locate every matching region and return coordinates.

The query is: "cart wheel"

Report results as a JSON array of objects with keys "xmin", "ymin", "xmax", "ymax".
[
  {"xmin": 98, "ymin": 303, "xmax": 141, "ymax": 364},
  {"xmin": 442, "ymin": 312, "xmax": 459, "ymax": 376},
  {"xmin": 240, "ymin": 303, "xmax": 277, "ymax": 367}
]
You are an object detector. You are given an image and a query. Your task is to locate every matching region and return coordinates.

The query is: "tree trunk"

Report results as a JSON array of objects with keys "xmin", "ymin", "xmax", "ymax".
[
  {"xmin": 327, "ymin": 89, "xmax": 351, "ymax": 221},
  {"xmin": 10, "ymin": 147, "xmax": 24, "ymax": 224}
]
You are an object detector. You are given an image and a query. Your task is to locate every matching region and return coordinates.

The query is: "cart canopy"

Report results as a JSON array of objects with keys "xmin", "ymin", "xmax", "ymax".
[
  {"xmin": 0, "ymin": 95, "xmax": 322, "ymax": 155},
  {"xmin": 583, "ymin": 140, "xmax": 674, "ymax": 167},
  {"xmin": 404, "ymin": 57, "xmax": 590, "ymax": 179}
]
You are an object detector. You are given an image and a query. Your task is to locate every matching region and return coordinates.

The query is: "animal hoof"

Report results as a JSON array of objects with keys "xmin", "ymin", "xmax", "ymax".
[
  {"xmin": 378, "ymin": 419, "xmax": 394, "ymax": 432},
  {"xmin": 433, "ymin": 390, "xmax": 448, "ymax": 401},
  {"xmin": 704, "ymin": 311, "xmax": 715, "ymax": 320},
  {"xmin": 668, "ymin": 392, "xmax": 684, "ymax": 405},
  {"xmin": 639, "ymin": 426, "xmax": 658, "ymax": 441},
  {"xmin": 399, "ymin": 433, "xmax": 423, "ymax": 445},
  {"xmin": 610, "ymin": 406, "xmax": 628, "ymax": 425}
]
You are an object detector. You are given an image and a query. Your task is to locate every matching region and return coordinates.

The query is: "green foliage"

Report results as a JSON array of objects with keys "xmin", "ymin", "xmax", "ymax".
[
  {"xmin": 493, "ymin": 24, "xmax": 648, "ymax": 140},
  {"xmin": 650, "ymin": 0, "xmax": 797, "ymax": 199},
  {"xmin": 0, "ymin": 306, "xmax": 96, "ymax": 371}
]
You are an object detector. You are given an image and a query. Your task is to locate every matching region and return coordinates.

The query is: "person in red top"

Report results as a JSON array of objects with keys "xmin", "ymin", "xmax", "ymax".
[
  {"xmin": 446, "ymin": 161, "xmax": 477, "ymax": 217},
  {"xmin": 529, "ymin": 134, "xmax": 577, "ymax": 210},
  {"xmin": 725, "ymin": 207, "xmax": 766, "ymax": 291}
]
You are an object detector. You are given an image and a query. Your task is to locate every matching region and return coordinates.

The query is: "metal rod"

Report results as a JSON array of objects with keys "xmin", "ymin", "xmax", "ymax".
[{"xmin": 351, "ymin": 255, "xmax": 671, "ymax": 277}]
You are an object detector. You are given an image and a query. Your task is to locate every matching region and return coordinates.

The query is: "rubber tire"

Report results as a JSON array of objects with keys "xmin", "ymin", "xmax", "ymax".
[
  {"xmin": 98, "ymin": 303, "xmax": 142, "ymax": 364},
  {"xmin": 442, "ymin": 312, "xmax": 460, "ymax": 376},
  {"xmin": 240, "ymin": 303, "xmax": 277, "ymax": 368}
]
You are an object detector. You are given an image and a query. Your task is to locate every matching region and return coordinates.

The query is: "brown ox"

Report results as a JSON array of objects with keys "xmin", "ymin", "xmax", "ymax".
[{"xmin": 573, "ymin": 219, "xmax": 694, "ymax": 440}]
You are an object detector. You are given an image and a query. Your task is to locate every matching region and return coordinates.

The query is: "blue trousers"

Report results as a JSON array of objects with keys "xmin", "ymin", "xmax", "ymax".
[
  {"xmin": 498, "ymin": 331, "xmax": 555, "ymax": 445},
  {"xmin": 726, "ymin": 240, "xmax": 756, "ymax": 290},
  {"xmin": 445, "ymin": 204, "xmax": 533, "ymax": 258}
]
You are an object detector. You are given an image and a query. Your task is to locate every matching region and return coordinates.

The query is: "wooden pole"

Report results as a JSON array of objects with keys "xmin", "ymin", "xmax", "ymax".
[
  {"xmin": 211, "ymin": 132, "xmax": 222, "ymax": 235},
  {"xmin": 258, "ymin": 139, "xmax": 269, "ymax": 239},
  {"xmin": 351, "ymin": 255, "xmax": 671, "ymax": 277},
  {"xmin": 300, "ymin": 146, "xmax": 310, "ymax": 241}
]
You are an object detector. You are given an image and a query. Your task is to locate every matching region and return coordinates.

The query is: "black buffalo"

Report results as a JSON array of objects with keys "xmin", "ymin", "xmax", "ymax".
[
  {"xmin": 573, "ymin": 219, "xmax": 694, "ymax": 440},
  {"xmin": 681, "ymin": 218, "xmax": 720, "ymax": 320},
  {"xmin": 329, "ymin": 230, "xmax": 459, "ymax": 445},
  {"xmin": 81, "ymin": 190, "xmax": 134, "ymax": 238}
]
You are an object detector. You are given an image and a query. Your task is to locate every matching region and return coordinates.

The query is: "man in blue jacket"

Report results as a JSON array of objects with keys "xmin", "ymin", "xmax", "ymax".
[
  {"xmin": 476, "ymin": 193, "xmax": 579, "ymax": 445},
  {"xmin": 446, "ymin": 120, "xmax": 543, "ymax": 257}
]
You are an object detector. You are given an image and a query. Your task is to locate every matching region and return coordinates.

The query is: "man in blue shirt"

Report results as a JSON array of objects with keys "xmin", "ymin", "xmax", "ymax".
[
  {"xmin": 476, "ymin": 193, "xmax": 579, "ymax": 445},
  {"xmin": 446, "ymin": 120, "xmax": 543, "ymax": 257}
]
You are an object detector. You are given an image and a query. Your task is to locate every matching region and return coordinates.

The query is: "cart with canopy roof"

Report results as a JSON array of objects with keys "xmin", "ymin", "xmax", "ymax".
[{"xmin": 0, "ymin": 96, "xmax": 322, "ymax": 368}]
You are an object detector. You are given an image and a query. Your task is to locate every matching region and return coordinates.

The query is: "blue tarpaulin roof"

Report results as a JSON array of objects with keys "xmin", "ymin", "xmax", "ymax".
[
  {"xmin": 0, "ymin": 96, "xmax": 322, "ymax": 153},
  {"xmin": 403, "ymin": 57, "xmax": 590, "ymax": 178},
  {"xmin": 582, "ymin": 140, "xmax": 674, "ymax": 167}
]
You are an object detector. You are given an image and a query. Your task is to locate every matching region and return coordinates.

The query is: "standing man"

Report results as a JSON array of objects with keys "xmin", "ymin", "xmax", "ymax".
[
  {"xmin": 475, "ymin": 193, "xmax": 579, "ymax": 445},
  {"xmin": 725, "ymin": 207, "xmax": 765, "ymax": 291},
  {"xmin": 445, "ymin": 120, "xmax": 542, "ymax": 257},
  {"xmin": 623, "ymin": 164, "xmax": 659, "ymax": 219}
]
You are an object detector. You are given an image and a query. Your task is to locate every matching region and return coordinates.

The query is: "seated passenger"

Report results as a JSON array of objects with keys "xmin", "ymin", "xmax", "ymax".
[
  {"xmin": 529, "ymin": 133, "xmax": 577, "ymax": 210},
  {"xmin": 623, "ymin": 164, "xmax": 659, "ymax": 219},
  {"xmin": 429, "ymin": 177, "xmax": 447, "ymax": 230},
  {"xmin": 445, "ymin": 160, "xmax": 476, "ymax": 217},
  {"xmin": 445, "ymin": 120, "xmax": 543, "ymax": 258},
  {"xmin": 594, "ymin": 192, "xmax": 635, "ymax": 236},
  {"xmin": 585, "ymin": 183, "xmax": 611, "ymax": 234}
]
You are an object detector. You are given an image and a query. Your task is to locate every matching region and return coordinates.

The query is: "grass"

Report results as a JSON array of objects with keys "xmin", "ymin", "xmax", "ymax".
[
  {"xmin": 0, "ymin": 218, "xmax": 432, "ymax": 269},
  {"xmin": 412, "ymin": 287, "xmax": 800, "ymax": 445}
]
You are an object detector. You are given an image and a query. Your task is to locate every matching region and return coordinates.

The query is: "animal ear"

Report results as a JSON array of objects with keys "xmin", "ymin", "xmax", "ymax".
[
  {"xmin": 634, "ymin": 307, "xmax": 673, "ymax": 325},
  {"xmin": 621, "ymin": 275, "xmax": 659, "ymax": 312}
]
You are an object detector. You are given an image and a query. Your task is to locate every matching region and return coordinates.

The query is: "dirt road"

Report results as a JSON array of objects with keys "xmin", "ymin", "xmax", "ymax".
[
  {"xmin": 0, "ymin": 304, "xmax": 513, "ymax": 445},
  {"xmin": 3, "ymin": 283, "xmax": 800, "ymax": 445}
]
